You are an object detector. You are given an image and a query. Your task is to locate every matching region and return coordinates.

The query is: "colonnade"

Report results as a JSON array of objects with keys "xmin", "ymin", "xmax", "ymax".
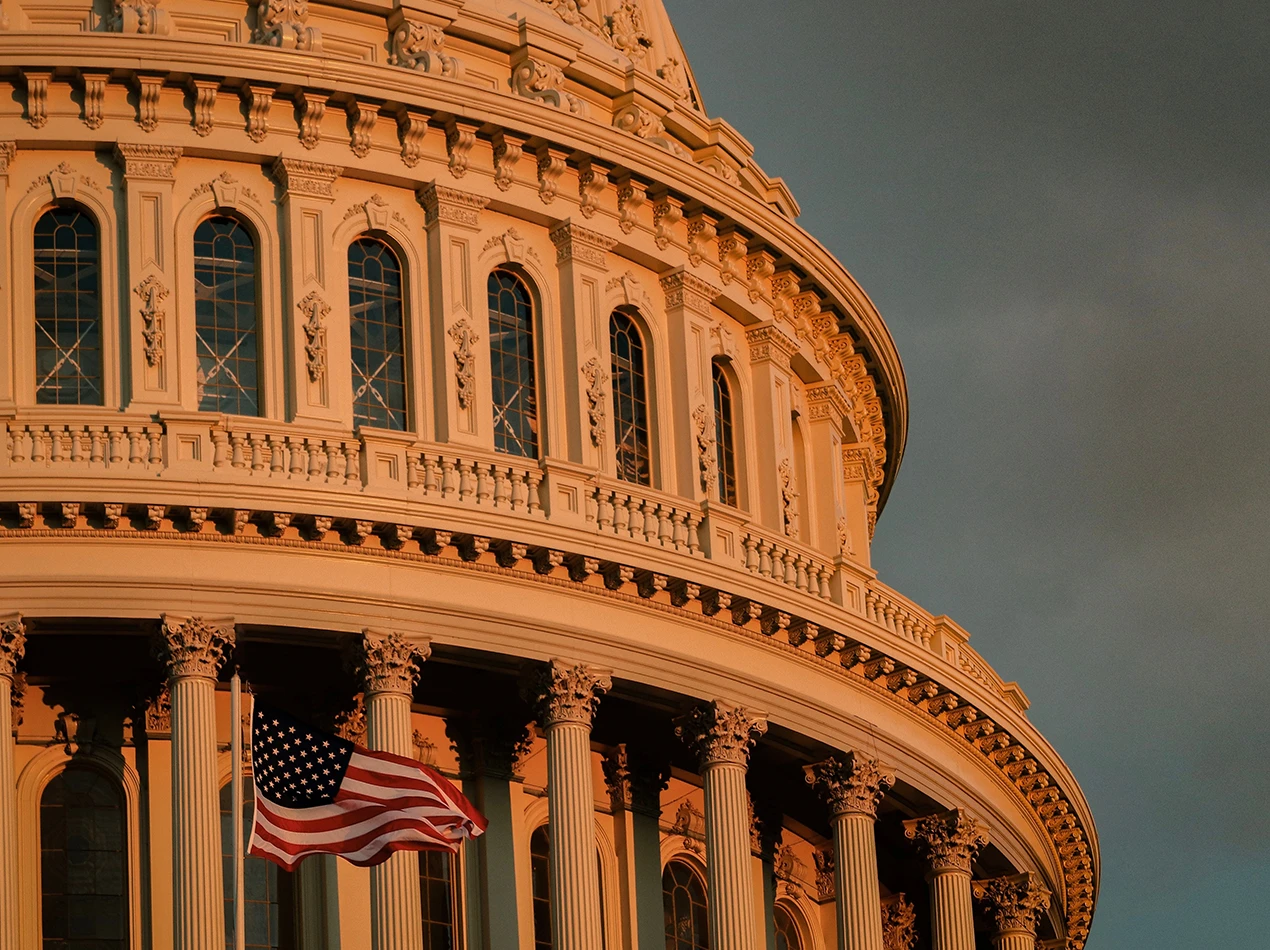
[{"xmin": 0, "ymin": 615, "xmax": 1054, "ymax": 950}]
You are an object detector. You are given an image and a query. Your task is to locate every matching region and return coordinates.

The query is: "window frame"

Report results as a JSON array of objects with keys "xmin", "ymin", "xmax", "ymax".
[
  {"xmin": 486, "ymin": 267, "xmax": 541, "ymax": 459},
  {"xmin": 608, "ymin": 309, "xmax": 654, "ymax": 487},
  {"xmin": 711, "ymin": 359, "xmax": 741, "ymax": 508},
  {"xmin": 661, "ymin": 857, "xmax": 709, "ymax": 950},
  {"xmin": 192, "ymin": 213, "xmax": 264, "ymax": 419},
  {"xmin": 347, "ymin": 234, "xmax": 411, "ymax": 433}
]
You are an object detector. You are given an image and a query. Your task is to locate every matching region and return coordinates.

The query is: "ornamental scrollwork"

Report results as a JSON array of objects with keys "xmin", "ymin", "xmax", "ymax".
[
  {"xmin": 604, "ymin": 0, "xmax": 652, "ymax": 61},
  {"xmin": 253, "ymin": 0, "xmax": 321, "ymax": 51},
  {"xmin": 0, "ymin": 614, "xmax": 27, "ymax": 678},
  {"xmin": 134, "ymin": 275, "xmax": 169, "ymax": 367},
  {"xmin": 390, "ymin": 20, "xmax": 463, "ymax": 77},
  {"xmin": 511, "ymin": 58, "xmax": 587, "ymax": 115},
  {"xmin": 903, "ymin": 808, "xmax": 990, "ymax": 874},
  {"xmin": 447, "ymin": 318, "xmax": 478, "ymax": 410},
  {"xmin": 353, "ymin": 629, "xmax": 430, "ymax": 696},
  {"xmin": 674, "ymin": 700, "xmax": 767, "ymax": 768},
  {"xmin": 972, "ymin": 872, "xmax": 1051, "ymax": 937},
  {"xmin": 109, "ymin": 0, "xmax": 171, "ymax": 34},
  {"xmin": 778, "ymin": 458, "xmax": 799, "ymax": 537},
  {"xmin": 804, "ymin": 752, "xmax": 895, "ymax": 819},
  {"xmin": 527, "ymin": 660, "xmax": 611, "ymax": 728},
  {"xmin": 298, "ymin": 291, "xmax": 330, "ymax": 382},
  {"xmin": 156, "ymin": 615, "xmax": 235, "ymax": 680},
  {"xmin": 880, "ymin": 894, "xmax": 918, "ymax": 950},
  {"xmin": 692, "ymin": 403, "xmax": 717, "ymax": 496},
  {"xmin": 581, "ymin": 357, "xmax": 608, "ymax": 446}
]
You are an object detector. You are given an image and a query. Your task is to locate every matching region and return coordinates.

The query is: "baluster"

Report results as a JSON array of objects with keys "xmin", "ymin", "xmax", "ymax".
[
  {"xmin": 211, "ymin": 429, "xmax": 228, "ymax": 468},
  {"xmin": 108, "ymin": 427, "xmax": 124, "ymax": 463},
  {"xmin": 29, "ymin": 427, "xmax": 47, "ymax": 464},
  {"xmin": 864, "ymin": 590, "xmax": 878, "ymax": 623},
  {"xmin": 758, "ymin": 539, "xmax": 773, "ymax": 578},
  {"xmin": 440, "ymin": 458, "xmax": 458, "ymax": 497},
  {"xmin": 612, "ymin": 493, "xmax": 630, "ymax": 534},
  {"xmin": 795, "ymin": 556, "xmax": 809, "ymax": 592},
  {"xmin": 326, "ymin": 444, "xmax": 342, "ymax": 481},
  {"xmin": 670, "ymin": 510, "xmax": 687, "ymax": 550},
  {"xmin": 817, "ymin": 566, "xmax": 832, "ymax": 599},
  {"xmin": 882, "ymin": 604, "xmax": 896, "ymax": 633},
  {"xmin": 656, "ymin": 505, "xmax": 672, "ymax": 546},
  {"xmin": 475, "ymin": 462, "xmax": 493, "ymax": 505},
  {"xmin": 596, "ymin": 488, "xmax": 614, "ymax": 531},
  {"xmin": 49, "ymin": 427, "xmax": 65, "ymax": 463},
  {"xmin": 86, "ymin": 427, "xmax": 102, "ymax": 464},
  {"xmin": 640, "ymin": 501, "xmax": 656, "ymax": 542},
  {"xmin": 285, "ymin": 439, "xmax": 302, "ymax": 476},
  {"xmin": 782, "ymin": 551, "xmax": 797, "ymax": 586},
  {"xmin": 147, "ymin": 427, "xmax": 163, "ymax": 465},
  {"xmin": 686, "ymin": 512, "xmax": 703, "ymax": 554},
  {"xmin": 526, "ymin": 468, "xmax": 544, "ymax": 513},
  {"xmin": 509, "ymin": 469, "xmax": 526, "ymax": 511},
  {"xmin": 343, "ymin": 444, "xmax": 361, "ymax": 485},
  {"xmin": 624, "ymin": 497, "xmax": 641, "ymax": 539},
  {"xmin": 742, "ymin": 535, "xmax": 759, "ymax": 571},
  {"xmin": 229, "ymin": 432, "xmax": 246, "ymax": 469},
  {"xmin": 307, "ymin": 440, "xmax": 324, "ymax": 477},
  {"xmin": 249, "ymin": 433, "xmax": 265, "ymax": 471},
  {"xmin": 457, "ymin": 460, "xmax": 475, "ymax": 500},
  {"xmin": 265, "ymin": 435, "xmax": 282, "ymax": 473},
  {"xmin": 70, "ymin": 427, "xmax": 85, "ymax": 463},
  {"xmin": 423, "ymin": 454, "xmax": 441, "ymax": 494},
  {"xmin": 126, "ymin": 428, "xmax": 144, "ymax": 464},
  {"xmin": 406, "ymin": 452, "xmax": 420, "ymax": 489},
  {"xmin": 9, "ymin": 426, "xmax": 27, "ymax": 464},
  {"xmin": 492, "ymin": 466, "xmax": 511, "ymax": 508}
]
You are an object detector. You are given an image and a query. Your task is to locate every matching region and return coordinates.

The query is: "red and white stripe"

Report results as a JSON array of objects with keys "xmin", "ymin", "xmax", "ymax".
[{"xmin": 248, "ymin": 747, "xmax": 487, "ymax": 870}]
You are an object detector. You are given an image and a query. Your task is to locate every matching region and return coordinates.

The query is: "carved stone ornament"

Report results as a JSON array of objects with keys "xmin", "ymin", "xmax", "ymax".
[
  {"xmin": 674, "ymin": 701, "xmax": 767, "ymax": 768},
  {"xmin": 0, "ymin": 614, "xmax": 27, "ymax": 678},
  {"xmin": 804, "ymin": 752, "xmax": 895, "ymax": 819},
  {"xmin": 354, "ymin": 629, "xmax": 430, "ymax": 696},
  {"xmin": 390, "ymin": 20, "xmax": 462, "ymax": 77},
  {"xmin": 536, "ymin": 147, "xmax": 567, "ymax": 204},
  {"xmin": 813, "ymin": 847, "xmax": 835, "ymax": 900},
  {"xmin": 549, "ymin": 222, "xmax": 617, "ymax": 267},
  {"xmin": 23, "ymin": 72, "xmax": 50, "ymax": 130},
  {"xmin": 482, "ymin": 227, "xmax": 539, "ymax": 266},
  {"xmin": 10, "ymin": 672, "xmax": 27, "ymax": 731},
  {"xmin": 347, "ymin": 101, "xmax": 380, "ymax": 159},
  {"xmin": 333, "ymin": 696, "xmax": 367, "ymax": 744},
  {"xmin": 511, "ymin": 58, "xmax": 587, "ymax": 115},
  {"xmin": 903, "ymin": 808, "xmax": 990, "ymax": 874},
  {"xmin": 604, "ymin": 0, "xmax": 652, "ymax": 61},
  {"xmin": 418, "ymin": 183, "xmax": 488, "ymax": 229},
  {"xmin": 778, "ymin": 458, "xmax": 799, "ymax": 537},
  {"xmin": 298, "ymin": 291, "xmax": 330, "ymax": 382},
  {"xmin": 447, "ymin": 317, "xmax": 478, "ymax": 409},
  {"xmin": 528, "ymin": 660, "xmax": 611, "ymax": 728},
  {"xmin": 156, "ymin": 615, "xmax": 235, "ymax": 680},
  {"xmin": 254, "ymin": 0, "xmax": 321, "ymax": 51},
  {"xmin": 661, "ymin": 270, "xmax": 718, "ymax": 318},
  {"xmin": 491, "ymin": 131, "xmax": 524, "ymax": 191},
  {"xmin": 657, "ymin": 56, "xmax": 691, "ymax": 98},
  {"xmin": 671, "ymin": 799, "xmax": 705, "ymax": 853},
  {"xmin": 81, "ymin": 73, "xmax": 108, "ymax": 129},
  {"xmin": 189, "ymin": 80, "xmax": 218, "ymax": 137},
  {"xmin": 134, "ymin": 274, "xmax": 169, "ymax": 366},
  {"xmin": 241, "ymin": 84, "xmax": 274, "ymax": 143},
  {"xmin": 297, "ymin": 92, "xmax": 327, "ymax": 149},
  {"xmin": 110, "ymin": 0, "xmax": 171, "ymax": 34},
  {"xmin": 115, "ymin": 143, "xmax": 182, "ymax": 181},
  {"xmin": 972, "ymin": 872, "xmax": 1052, "ymax": 937},
  {"xmin": 880, "ymin": 894, "xmax": 918, "ymax": 950},
  {"xmin": 692, "ymin": 403, "xmax": 717, "ymax": 496},
  {"xmin": 55, "ymin": 711, "xmax": 96, "ymax": 755},
  {"xmin": 398, "ymin": 110, "xmax": 428, "ymax": 168},
  {"xmin": 190, "ymin": 171, "xmax": 259, "ymax": 207},
  {"xmin": 612, "ymin": 103, "xmax": 688, "ymax": 158},
  {"xmin": 446, "ymin": 121, "xmax": 476, "ymax": 179},
  {"xmin": 144, "ymin": 683, "xmax": 171, "ymax": 735},
  {"xmin": 581, "ymin": 357, "xmax": 609, "ymax": 446}
]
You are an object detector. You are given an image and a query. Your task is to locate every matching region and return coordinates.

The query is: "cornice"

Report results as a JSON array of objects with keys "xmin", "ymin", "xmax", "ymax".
[{"xmin": 0, "ymin": 496, "xmax": 1095, "ymax": 947}]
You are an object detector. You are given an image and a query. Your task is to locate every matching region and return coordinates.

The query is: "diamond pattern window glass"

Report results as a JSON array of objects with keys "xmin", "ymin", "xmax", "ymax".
[
  {"xmin": 220, "ymin": 780, "xmax": 294, "ymax": 950},
  {"xmin": 40, "ymin": 766, "xmax": 127, "ymax": 950},
  {"xmin": 34, "ymin": 208, "xmax": 102, "ymax": 405},
  {"xmin": 349, "ymin": 238, "xmax": 408, "ymax": 430},
  {"xmin": 609, "ymin": 311, "xmax": 651, "ymax": 486},
  {"xmin": 712, "ymin": 361, "xmax": 739, "ymax": 506},
  {"xmin": 195, "ymin": 217, "xmax": 260, "ymax": 415},
  {"xmin": 487, "ymin": 270, "xmax": 539, "ymax": 457},
  {"xmin": 662, "ymin": 860, "xmax": 708, "ymax": 950},
  {"xmin": 419, "ymin": 850, "xmax": 456, "ymax": 950}
]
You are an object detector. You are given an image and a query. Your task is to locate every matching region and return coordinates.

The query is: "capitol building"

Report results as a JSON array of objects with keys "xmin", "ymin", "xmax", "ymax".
[{"xmin": 0, "ymin": 1, "xmax": 1098, "ymax": 949}]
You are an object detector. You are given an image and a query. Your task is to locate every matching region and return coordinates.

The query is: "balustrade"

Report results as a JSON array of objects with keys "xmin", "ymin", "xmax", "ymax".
[
  {"xmin": 587, "ymin": 479, "xmax": 703, "ymax": 554},
  {"xmin": 740, "ymin": 528, "xmax": 833, "ymax": 599},
  {"xmin": 408, "ymin": 449, "xmax": 543, "ymax": 515},
  {"xmin": 864, "ymin": 582, "xmax": 934, "ymax": 648}
]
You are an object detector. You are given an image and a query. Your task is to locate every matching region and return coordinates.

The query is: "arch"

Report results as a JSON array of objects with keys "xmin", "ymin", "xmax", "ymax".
[
  {"xmin": 488, "ymin": 268, "xmax": 539, "ymax": 458},
  {"xmin": 193, "ymin": 215, "xmax": 261, "ymax": 416},
  {"xmin": 16, "ymin": 746, "xmax": 143, "ymax": 950},
  {"xmin": 662, "ymin": 858, "xmax": 709, "ymax": 950},
  {"xmin": 348, "ymin": 235, "xmax": 409, "ymax": 431},
  {"xmin": 773, "ymin": 894, "xmax": 825, "ymax": 950},
  {"xmin": 609, "ymin": 309, "xmax": 652, "ymax": 486},
  {"xmin": 711, "ymin": 358, "xmax": 739, "ymax": 507},
  {"xmin": 523, "ymin": 809, "xmax": 621, "ymax": 950},
  {"xmin": 10, "ymin": 166, "xmax": 121, "ymax": 408}
]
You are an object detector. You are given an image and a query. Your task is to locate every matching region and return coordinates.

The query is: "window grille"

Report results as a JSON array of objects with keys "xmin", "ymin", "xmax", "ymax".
[
  {"xmin": 662, "ymin": 860, "xmax": 708, "ymax": 950},
  {"xmin": 195, "ymin": 217, "xmax": 260, "ymax": 415},
  {"xmin": 488, "ymin": 270, "xmax": 539, "ymax": 457},
  {"xmin": 349, "ymin": 238, "xmax": 408, "ymax": 430},
  {"xmin": 34, "ymin": 208, "xmax": 102, "ymax": 405},
  {"xmin": 609, "ymin": 312, "xmax": 651, "ymax": 485}
]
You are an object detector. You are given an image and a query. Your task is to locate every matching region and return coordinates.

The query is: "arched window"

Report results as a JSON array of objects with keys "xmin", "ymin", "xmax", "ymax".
[
  {"xmin": 195, "ymin": 216, "xmax": 259, "ymax": 416},
  {"xmin": 349, "ymin": 237, "xmax": 407, "ymax": 430},
  {"xmin": 530, "ymin": 825, "xmax": 552, "ymax": 950},
  {"xmin": 420, "ymin": 851, "xmax": 456, "ymax": 950},
  {"xmin": 712, "ymin": 361, "xmax": 738, "ymax": 506},
  {"xmin": 40, "ymin": 766, "xmax": 127, "ymax": 949},
  {"xmin": 34, "ymin": 207, "xmax": 102, "ymax": 405},
  {"xmin": 220, "ymin": 781, "xmax": 294, "ymax": 950},
  {"xmin": 488, "ymin": 270, "xmax": 539, "ymax": 457},
  {"xmin": 790, "ymin": 413, "xmax": 809, "ymax": 540},
  {"xmin": 662, "ymin": 860, "xmax": 708, "ymax": 950},
  {"xmin": 609, "ymin": 312, "xmax": 650, "ymax": 485},
  {"xmin": 773, "ymin": 905, "xmax": 802, "ymax": 950}
]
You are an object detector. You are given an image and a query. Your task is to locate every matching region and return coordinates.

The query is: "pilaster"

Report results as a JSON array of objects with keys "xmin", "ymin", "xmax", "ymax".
[
  {"xmin": 803, "ymin": 381, "xmax": 853, "ymax": 556},
  {"xmin": 602, "ymin": 744, "xmax": 670, "ymax": 950},
  {"xmin": 972, "ymin": 873, "xmax": 1051, "ymax": 950},
  {"xmin": 744, "ymin": 323, "xmax": 800, "ymax": 534},
  {"xmin": 660, "ymin": 268, "xmax": 722, "ymax": 499},
  {"xmin": 270, "ymin": 158, "xmax": 346, "ymax": 427},
  {"xmin": 115, "ymin": 144, "xmax": 182, "ymax": 409},
  {"xmin": 903, "ymin": 809, "xmax": 989, "ymax": 950},
  {"xmin": 0, "ymin": 144, "xmax": 16, "ymax": 411},
  {"xmin": 0, "ymin": 614, "xmax": 25, "ymax": 950}
]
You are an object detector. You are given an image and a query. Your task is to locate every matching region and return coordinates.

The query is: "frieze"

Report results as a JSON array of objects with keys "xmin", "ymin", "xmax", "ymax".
[
  {"xmin": 418, "ymin": 182, "xmax": 488, "ymax": 229},
  {"xmin": 550, "ymin": 222, "xmax": 617, "ymax": 266},
  {"xmin": 115, "ymin": 143, "xmax": 181, "ymax": 181}
]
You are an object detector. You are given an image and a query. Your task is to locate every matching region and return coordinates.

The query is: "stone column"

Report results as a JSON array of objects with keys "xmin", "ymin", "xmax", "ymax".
[
  {"xmin": 972, "ymin": 872, "xmax": 1051, "ymax": 950},
  {"xmin": 805, "ymin": 752, "xmax": 895, "ymax": 950},
  {"xmin": 675, "ymin": 702, "xmax": 768, "ymax": 950},
  {"xmin": 0, "ymin": 614, "xmax": 26, "ymax": 950},
  {"xmin": 354, "ymin": 629, "xmax": 430, "ymax": 950},
  {"xmin": 902, "ymin": 809, "xmax": 989, "ymax": 950},
  {"xmin": 529, "ymin": 661, "xmax": 611, "ymax": 950},
  {"xmin": 157, "ymin": 615, "xmax": 235, "ymax": 950},
  {"xmin": 603, "ymin": 745, "xmax": 670, "ymax": 950}
]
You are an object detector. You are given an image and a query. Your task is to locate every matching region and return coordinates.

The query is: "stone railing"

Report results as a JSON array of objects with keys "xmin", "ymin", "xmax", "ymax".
[
  {"xmin": 210, "ymin": 423, "xmax": 362, "ymax": 485},
  {"xmin": 408, "ymin": 448, "xmax": 544, "ymax": 515},
  {"xmin": 740, "ymin": 528, "xmax": 833, "ymax": 600},
  {"xmin": 4, "ymin": 419, "xmax": 164, "ymax": 471},
  {"xmin": 586, "ymin": 478, "xmax": 703, "ymax": 555},
  {"xmin": 864, "ymin": 581, "xmax": 935, "ymax": 649}
]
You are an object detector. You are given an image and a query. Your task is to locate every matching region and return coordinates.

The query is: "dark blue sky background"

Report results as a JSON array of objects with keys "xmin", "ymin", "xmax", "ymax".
[{"xmin": 665, "ymin": 2, "xmax": 1270, "ymax": 946}]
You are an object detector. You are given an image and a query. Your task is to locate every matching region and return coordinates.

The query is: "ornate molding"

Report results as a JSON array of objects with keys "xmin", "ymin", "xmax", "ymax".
[
  {"xmin": 578, "ymin": 159, "xmax": 607, "ymax": 217},
  {"xmin": 0, "ymin": 614, "xmax": 26, "ymax": 679},
  {"xmin": 417, "ymin": 182, "xmax": 488, "ymax": 229},
  {"xmin": 692, "ymin": 403, "xmax": 716, "ymax": 496},
  {"xmin": 804, "ymin": 752, "xmax": 894, "ymax": 819},
  {"xmin": 24, "ymin": 71, "xmax": 50, "ymax": 130},
  {"xmin": 550, "ymin": 222, "xmax": 617, "ymax": 267},
  {"xmin": 675, "ymin": 700, "xmax": 767, "ymax": 768},
  {"xmin": 134, "ymin": 275, "xmax": 169, "ymax": 367},
  {"xmin": 482, "ymin": 227, "xmax": 540, "ymax": 266},
  {"xmin": 143, "ymin": 683, "xmax": 171, "ymax": 736},
  {"xmin": 156, "ymin": 614, "xmax": 234, "ymax": 680},
  {"xmin": 445, "ymin": 120, "xmax": 476, "ymax": 179},
  {"xmin": 972, "ymin": 872, "xmax": 1051, "ymax": 938},
  {"xmin": 109, "ymin": 0, "xmax": 171, "ymax": 34},
  {"xmin": 241, "ymin": 84, "xmax": 274, "ymax": 143},
  {"xmin": 536, "ymin": 146, "xmax": 567, "ymax": 204},
  {"xmin": 115, "ymin": 143, "xmax": 182, "ymax": 181},
  {"xmin": 271, "ymin": 158, "xmax": 342, "ymax": 200},
  {"xmin": 189, "ymin": 80, "xmax": 218, "ymax": 137},
  {"xmin": 605, "ymin": 1, "xmax": 652, "ymax": 61},
  {"xmin": 81, "ymin": 73, "xmax": 108, "ymax": 130},
  {"xmin": 613, "ymin": 102, "xmax": 688, "ymax": 158},
  {"xmin": 581, "ymin": 357, "xmax": 608, "ymax": 446},
  {"xmin": 298, "ymin": 291, "xmax": 330, "ymax": 382},
  {"xmin": 512, "ymin": 58, "xmax": 587, "ymax": 115},
  {"xmin": 190, "ymin": 171, "xmax": 260, "ymax": 207},
  {"xmin": 606, "ymin": 270, "xmax": 653, "ymax": 313},
  {"xmin": 658, "ymin": 56, "xmax": 691, "ymax": 99},
  {"xmin": 528, "ymin": 660, "xmax": 611, "ymax": 728},
  {"xmin": 671, "ymin": 799, "xmax": 705, "ymax": 852},
  {"xmin": 297, "ymin": 92, "xmax": 327, "ymax": 150},
  {"xmin": 903, "ymin": 808, "xmax": 990, "ymax": 874},
  {"xmin": 745, "ymin": 324, "xmax": 799, "ymax": 370},
  {"xmin": 253, "ymin": 0, "xmax": 321, "ymax": 51},
  {"xmin": 491, "ymin": 131, "xmax": 524, "ymax": 191},
  {"xmin": 661, "ymin": 270, "xmax": 719, "ymax": 317},
  {"xmin": 880, "ymin": 894, "xmax": 918, "ymax": 950},
  {"xmin": 347, "ymin": 101, "xmax": 380, "ymax": 159},
  {"xmin": 390, "ymin": 20, "xmax": 462, "ymax": 77},
  {"xmin": 447, "ymin": 317, "xmax": 478, "ymax": 410},
  {"xmin": 353, "ymin": 629, "xmax": 429, "ymax": 696},
  {"xmin": 778, "ymin": 458, "xmax": 799, "ymax": 538},
  {"xmin": 813, "ymin": 847, "xmax": 834, "ymax": 900}
]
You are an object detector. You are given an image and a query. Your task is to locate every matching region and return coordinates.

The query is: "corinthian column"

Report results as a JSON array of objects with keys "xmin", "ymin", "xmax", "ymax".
[
  {"xmin": 157, "ymin": 614, "xmax": 235, "ymax": 950},
  {"xmin": 972, "ymin": 872, "xmax": 1051, "ymax": 950},
  {"xmin": 354, "ymin": 629, "xmax": 430, "ymax": 950},
  {"xmin": 805, "ymin": 753, "xmax": 895, "ymax": 950},
  {"xmin": 529, "ymin": 661, "xmax": 611, "ymax": 950},
  {"xmin": 902, "ymin": 809, "xmax": 989, "ymax": 950},
  {"xmin": 0, "ymin": 614, "xmax": 26, "ymax": 950},
  {"xmin": 675, "ymin": 702, "xmax": 768, "ymax": 950}
]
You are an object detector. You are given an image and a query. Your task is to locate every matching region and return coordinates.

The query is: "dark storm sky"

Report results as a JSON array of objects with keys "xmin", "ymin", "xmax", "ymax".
[{"xmin": 663, "ymin": 2, "xmax": 1270, "ymax": 946}]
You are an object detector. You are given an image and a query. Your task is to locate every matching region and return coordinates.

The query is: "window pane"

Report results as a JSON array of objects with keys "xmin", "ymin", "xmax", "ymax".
[
  {"xmin": 773, "ymin": 906, "xmax": 801, "ymax": 950},
  {"xmin": 419, "ymin": 850, "xmax": 455, "ymax": 950},
  {"xmin": 662, "ymin": 861, "xmax": 708, "ymax": 950},
  {"xmin": 34, "ymin": 208, "xmax": 103, "ymax": 405},
  {"xmin": 195, "ymin": 217, "xmax": 260, "ymax": 416},
  {"xmin": 349, "ymin": 238, "xmax": 408, "ymax": 430},
  {"xmin": 221, "ymin": 781, "xmax": 293, "ymax": 950},
  {"xmin": 712, "ymin": 362, "xmax": 739, "ymax": 506},
  {"xmin": 488, "ymin": 271, "xmax": 539, "ymax": 457},
  {"xmin": 609, "ymin": 312, "xmax": 651, "ymax": 485},
  {"xmin": 531, "ymin": 826, "xmax": 552, "ymax": 950},
  {"xmin": 40, "ymin": 767, "xmax": 126, "ymax": 950}
]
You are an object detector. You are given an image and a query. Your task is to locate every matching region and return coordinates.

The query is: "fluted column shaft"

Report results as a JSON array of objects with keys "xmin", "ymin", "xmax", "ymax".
[
  {"xmin": 0, "ymin": 615, "xmax": 25, "ymax": 950},
  {"xmin": 676, "ymin": 702, "xmax": 767, "ymax": 950},
  {"xmin": 530, "ymin": 661, "xmax": 611, "ymax": 950},
  {"xmin": 903, "ymin": 809, "xmax": 989, "ymax": 950},
  {"xmin": 928, "ymin": 869, "xmax": 976, "ymax": 950},
  {"xmin": 159, "ymin": 615, "xmax": 234, "ymax": 950},
  {"xmin": 356, "ymin": 630, "xmax": 430, "ymax": 950},
  {"xmin": 990, "ymin": 932, "xmax": 1035, "ymax": 950}
]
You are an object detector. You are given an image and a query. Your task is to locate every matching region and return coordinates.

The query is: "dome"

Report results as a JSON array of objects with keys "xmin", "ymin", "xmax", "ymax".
[{"xmin": 0, "ymin": 3, "xmax": 1095, "ymax": 950}]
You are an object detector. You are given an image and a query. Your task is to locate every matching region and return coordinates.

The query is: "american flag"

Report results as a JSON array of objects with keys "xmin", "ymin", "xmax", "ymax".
[{"xmin": 247, "ymin": 702, "xmax": 487, "ymax": 870}]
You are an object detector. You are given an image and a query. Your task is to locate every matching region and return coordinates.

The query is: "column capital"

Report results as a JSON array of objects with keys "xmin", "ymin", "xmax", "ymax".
[
  {"xmin": 744, "ymin": 323, "xmax": 799, "ymax": 370},
  {"xmin": 157, "ymin": 614, "xmax": 234, "ymax": 680},
  {"xmin": 417, "ymin": 181, "xmax": 488, "ymax": 230},
  {"xmin": 660, "ymin": 267, "xmax": 721, "ymax": 316},
  {"xmin": 0, "ymin": 614, "xmax": 26, "ymax": 679},
  {"xmin": 353, "ymin": 629, "xmax": 429, "ymax": 696},
  {"xmin": 804, "ymin": 751, "xmax": 895, "ymax": 819},
  {"xmin": 270, "ymin": 157, "xmax": 343, "ymax": 201},
  {"xmin": 446, "ymin": 714, "xmax": 532, "ymax": 780},
  {"xmin": 880, "ymin": 893, "xmax": 918, "ymax": 950},
  {"xmin": 602, "ymin": 743, "xmax": 670, "ymax": 816},
  {"xmin": 902, "ymin": 808, "xmax": 989, "ymax": 874},
  {"xmin": 527, "ymin": 659, "xmax": 611, "ymax": 728},
  {"xmin": 675, "ymin": 700, "xmax": 767, "ymax": 768},
  {"xmin": 548, "ymin": 220, "xmax": 617, "ymax": 267},
  {"xmin": 113, "ymin": 143, "xmax": 182, "ymax": 181},
  {"xmin": 972, "ymin": 872, "xmax": 1051, "ymax": 938}
]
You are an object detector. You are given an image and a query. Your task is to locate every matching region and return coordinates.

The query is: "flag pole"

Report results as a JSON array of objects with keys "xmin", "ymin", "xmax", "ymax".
[{"xmin": 231, "ymin": 672, "xmax": 245, "ymax": 950}]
